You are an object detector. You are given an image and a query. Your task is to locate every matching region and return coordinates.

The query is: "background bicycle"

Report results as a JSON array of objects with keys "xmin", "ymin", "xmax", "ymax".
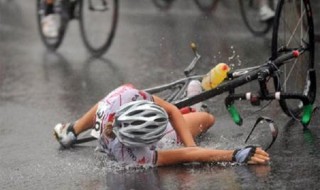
[
  {"xmin": 239, "ymin": 0, "xmax": 276, "ymax": 36},
  {"xmin": 37, "ymin": 0, "xmax": 119, "ymax": 57}
]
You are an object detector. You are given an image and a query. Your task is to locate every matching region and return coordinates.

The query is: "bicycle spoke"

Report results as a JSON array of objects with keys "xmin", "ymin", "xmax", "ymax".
[
  {"xmin": 280, "ymin": 7, "xmax": 306, "ymax": 49},
  {"xmin": 282, "ymin": 58, "xmax": 298, "ymax": 90}
]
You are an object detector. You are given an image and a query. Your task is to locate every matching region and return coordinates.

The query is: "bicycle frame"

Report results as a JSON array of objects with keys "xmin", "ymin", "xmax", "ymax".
[{"xmin": 144, "ymin": 75, "xmax": 203, "ymax": 103}]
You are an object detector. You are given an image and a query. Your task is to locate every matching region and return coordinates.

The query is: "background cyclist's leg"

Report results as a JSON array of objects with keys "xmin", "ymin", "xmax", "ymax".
[
  {"xmin": 42, "ymin": 0, "xmax": 60, "ymax": 38},
  {"xmin": 259, "ymin": 0, "xmax": 275, "ymax": 21},
  {"xmin": 183, "ymin": 112, "xmax": 215, "ymax": 139},
  {"xmin": 46, "ymin": 0, "xmax": 55, "ymax": 14}
]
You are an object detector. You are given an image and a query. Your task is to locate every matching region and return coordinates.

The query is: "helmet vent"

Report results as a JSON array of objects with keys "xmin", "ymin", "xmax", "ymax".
[
  {"xmin": 144, "ymin": 113, "xmax": 157, "ymax": 117},
  {"xmin": 146, "ymin": 125, "xmax": 158, "ymax": 129},
  {"xmin": 131, "ymin": 120, "xmax": 146, "ymax": 126},
  {"xmin": 128, "ymin": 110, "xmax": 144, "ymax": 116},
  {"xmin": 155, "ymin": 118, "xmax": 167, "ymax": 122},
  {"xmin": 132, "ymin": 131, "xmax": 146, "ymax": 135}
]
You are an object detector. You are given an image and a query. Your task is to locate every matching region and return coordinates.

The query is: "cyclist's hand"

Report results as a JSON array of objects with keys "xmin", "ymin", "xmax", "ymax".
[{"xmin": 232, "ymin": 146, "xmax": 269, "ymax": 165}]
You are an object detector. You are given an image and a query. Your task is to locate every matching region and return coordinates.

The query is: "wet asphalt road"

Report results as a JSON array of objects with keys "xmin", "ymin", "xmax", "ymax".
[{"xmin": 1, "ymin": 0, "xmax": 320, "ymax": 189}]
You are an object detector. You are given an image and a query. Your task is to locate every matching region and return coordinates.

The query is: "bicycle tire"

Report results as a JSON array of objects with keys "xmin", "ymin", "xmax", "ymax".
[
  {"xmin": 36, "ymin": 0, "xmax": 68, "ymax": 50},
  {"xmin": 193, "ymin": 0, "xmax": 219, "ymax": 13},
  {"xmin": 79, "ymin": 0, "xmax": 119, "ymax": 57},
  {"xmin": 152, "ymin": 0, "xmax": 175, "ymax": 10},
  {"xmin": 271, "ymin": 0, "xmax": 316, "ymax": 117},
  {"xmin": 238, "ymin": 0, "xmax": 273, "ymax": 36}
]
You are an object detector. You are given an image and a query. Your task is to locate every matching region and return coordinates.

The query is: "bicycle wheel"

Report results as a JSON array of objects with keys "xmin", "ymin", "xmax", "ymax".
[
  {"xmin": 79, "ymin": 0, "xmax": 118, "ymax": 57},
  {"xmin": 271, "ymin": 0, "xmax": 315, "ymax": 117},
  {"xmin": 152, "ymin": 0, "xmax": 175, "ymax": 10},
  {"xmin": 36, "ymin": 0, "xmax": 69, "ymax": 50},
  {"xmin": 238, "ymin": 0, "xmax": 273, "ymax": 36},
  {"xmin": 193, "ymin": 0, "xmax": 219, "ymax": 13}
]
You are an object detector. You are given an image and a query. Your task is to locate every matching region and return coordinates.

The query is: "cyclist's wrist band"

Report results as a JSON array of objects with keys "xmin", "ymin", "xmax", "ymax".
[{"xmin": 232, "ymin": 149, "xmax": 240, "ymax": 162}]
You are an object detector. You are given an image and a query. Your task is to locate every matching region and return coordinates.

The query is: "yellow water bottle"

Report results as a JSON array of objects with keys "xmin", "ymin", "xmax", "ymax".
[{"xmin": 201, "ymin": 63, "xmax": 230, "ymax": 91}]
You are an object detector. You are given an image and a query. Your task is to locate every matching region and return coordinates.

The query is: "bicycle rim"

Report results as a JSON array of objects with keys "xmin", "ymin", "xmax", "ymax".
[
  {"xmin": 193, "ymin": 0, "xmax": 219, "ymax": 13},
  {"xmin": 36, "ymin": 0, "xmax": 68, "ymax": 50},
  {"xmin": 271, "ymin": 0, "xmax": 315, "ymax": 117},
  {"xmin": 239, "ymin": 0, "xmax": 272, "ymax": 36},
  {"xmin": 152, "ymin": 0, "xmax": 175, "ymax": 10},
  {"xmin": 79, "ymin": 0, "xmax": 118, "ymax": 57}
]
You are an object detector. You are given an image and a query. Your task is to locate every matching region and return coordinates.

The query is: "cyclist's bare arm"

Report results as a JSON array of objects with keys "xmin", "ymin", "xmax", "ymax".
[
  {"xmin": 156, "ymin": 147, "xmax": 270, "ymax": 166},
  {"xmin": 153, "ymin": 95, "xmax": 197, "ymax": 147}
]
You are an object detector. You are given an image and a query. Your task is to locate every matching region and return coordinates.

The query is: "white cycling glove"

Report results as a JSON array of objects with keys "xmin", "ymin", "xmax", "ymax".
[{"xmin": 232, "ymin": 146, "xmax": 257, "ymax": 163}]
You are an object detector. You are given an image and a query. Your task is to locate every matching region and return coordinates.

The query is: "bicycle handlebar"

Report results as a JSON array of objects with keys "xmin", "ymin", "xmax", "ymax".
[{"xmin": 175, "ymin": 49, "xmax": 304, "ymax": 109}]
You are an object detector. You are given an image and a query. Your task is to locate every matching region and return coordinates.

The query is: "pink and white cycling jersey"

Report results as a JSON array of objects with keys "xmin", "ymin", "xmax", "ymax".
[{"xmin": 92, "ymin": 84, "xmax": 180, "ymax": 166}]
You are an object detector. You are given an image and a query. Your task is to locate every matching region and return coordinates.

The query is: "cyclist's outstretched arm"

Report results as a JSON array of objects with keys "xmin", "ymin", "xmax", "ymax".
[{"xmin": 157, "ymin": 146, "xmax": 270, "ymax": 166}]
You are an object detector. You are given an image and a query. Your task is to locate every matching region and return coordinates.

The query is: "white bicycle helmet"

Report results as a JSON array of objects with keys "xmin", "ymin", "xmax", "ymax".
[{"xmin": 113, "ymin": 100, "xmax": 168, "ymax": 148}]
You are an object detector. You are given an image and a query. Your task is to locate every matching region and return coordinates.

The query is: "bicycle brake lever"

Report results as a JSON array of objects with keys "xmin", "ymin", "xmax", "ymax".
[{"xmin": 184, "ymin": 43, "xmax": 201, "ymax": 77}]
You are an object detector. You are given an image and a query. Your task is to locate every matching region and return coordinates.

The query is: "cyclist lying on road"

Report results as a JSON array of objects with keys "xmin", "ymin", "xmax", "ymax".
[{"xmin": 54, "ymin": 82, "xmax": 270, "ymax": 166}]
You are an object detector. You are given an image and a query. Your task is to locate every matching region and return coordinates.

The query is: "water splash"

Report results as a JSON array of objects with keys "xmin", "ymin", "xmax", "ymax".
[
  {"xmin": 212, "ymin": 46, "xmax": 243, "ymax": 70},
  {"xmin": 236, "ymin": 55, "xmax": 242, "ymax": 67},
  {"xmin": 159, "ymin": 36, "xmax": 166, "ymax": 47},
  {"xmin": 228, "ymin": 46, "xmax": 236, "ymax": 61}
]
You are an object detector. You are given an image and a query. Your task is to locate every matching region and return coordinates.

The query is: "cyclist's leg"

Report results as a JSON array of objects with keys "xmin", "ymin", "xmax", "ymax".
[
  {"xmin": 73, "ymin": 103, "xmax": 98, "ymax": 135},
  {"xmin": 54, "ymin": 103, "xmax": 98, "ymax": 148},
  {"xmin": 44, "ymin": 0, "xmax": 55, "ymax": 15},
  {"xmin": 183, "ymin": 112, "xmax": 215, "ymax": 138},
  {"xmin": 42, "ymin": 0, "xmax": 60, "ymax": 38}
]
